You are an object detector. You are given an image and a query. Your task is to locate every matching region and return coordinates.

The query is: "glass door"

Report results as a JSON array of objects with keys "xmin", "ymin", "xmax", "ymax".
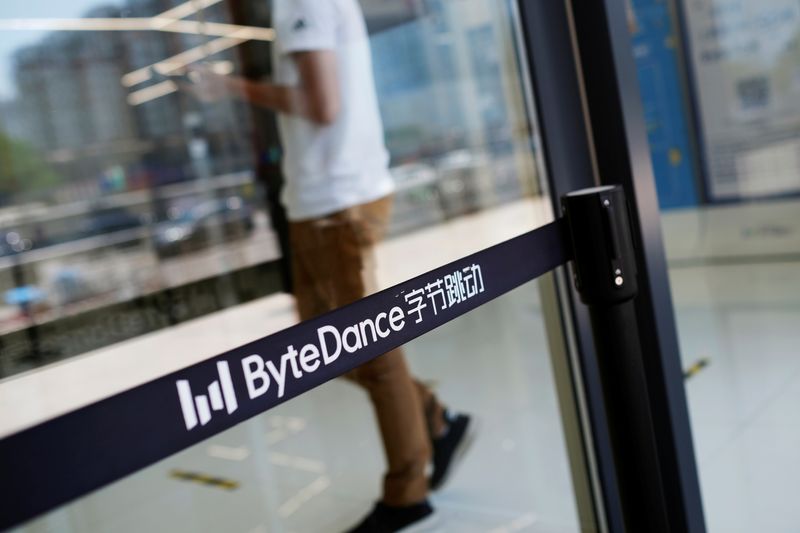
[{"xmin": 0, "ymin": 1, "xmax": 611, "ymax": 532}]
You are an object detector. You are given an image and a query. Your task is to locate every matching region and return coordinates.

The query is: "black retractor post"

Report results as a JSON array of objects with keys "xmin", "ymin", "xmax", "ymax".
[{"xmin": 562, "ymin": 185, "xmax": 670, "ymax": 533}]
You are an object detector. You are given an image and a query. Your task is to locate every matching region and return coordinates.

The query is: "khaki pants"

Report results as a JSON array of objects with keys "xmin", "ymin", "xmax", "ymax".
[{"xmin": 290, "ymin": 195, "xmax": 445, "ymax": 506}]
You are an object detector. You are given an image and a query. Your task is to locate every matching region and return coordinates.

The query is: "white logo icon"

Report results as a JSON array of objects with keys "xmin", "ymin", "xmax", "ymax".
[{"xmin": 176, "ymin": 361, "xmax": 238, "ymax": 430}]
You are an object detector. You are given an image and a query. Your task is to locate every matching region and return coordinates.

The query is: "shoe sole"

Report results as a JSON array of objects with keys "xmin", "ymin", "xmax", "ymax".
[{"xmin": 431, "ymin": 415, "xmax": 479, "ymax": 491}]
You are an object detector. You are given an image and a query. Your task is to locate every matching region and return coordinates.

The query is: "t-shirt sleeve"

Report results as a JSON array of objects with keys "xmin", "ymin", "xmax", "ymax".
[{"xmin": 275, "ymin": 0, "xmax": 338, "ymax": 54}]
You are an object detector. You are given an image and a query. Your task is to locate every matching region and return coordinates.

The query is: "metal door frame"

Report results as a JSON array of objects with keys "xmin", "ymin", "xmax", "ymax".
[{"xmin": 516, "ymin": 0, "xmax": 706, "ymax": 531}]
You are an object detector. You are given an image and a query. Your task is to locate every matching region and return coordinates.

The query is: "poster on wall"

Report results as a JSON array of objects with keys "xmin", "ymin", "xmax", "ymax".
[{"xmin": 684, "ymin": 0, "xmax": 800, "ymax": 201}]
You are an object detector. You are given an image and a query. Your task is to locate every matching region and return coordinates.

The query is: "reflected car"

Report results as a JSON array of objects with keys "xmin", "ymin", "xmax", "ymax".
[
  {"xmin": 154, "ymin": 196, "xmax": 255, "ymax": 257},
  {"xmin": 389, "ymin": 162, "xmax": 445, "ymax": 235},
  {"xmin": 0, "ymin": 230, "xmax": 36, "ymax": 257},
  {"xmin": 390, "ymin": 162, "xmax": 438, "ymax": 192},
  {"xmin": 80, "ymin": 207, "xmax": 144, "ymax": 238}
]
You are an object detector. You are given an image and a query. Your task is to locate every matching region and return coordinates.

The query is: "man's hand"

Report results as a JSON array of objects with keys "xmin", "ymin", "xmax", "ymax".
[
  {"xmin": 179, "ymin": 50, "xmax": 340, "ymax": 126},
  {"xmin": 182, "ymin": 65, "xmax": 232, "ymax": 103}
]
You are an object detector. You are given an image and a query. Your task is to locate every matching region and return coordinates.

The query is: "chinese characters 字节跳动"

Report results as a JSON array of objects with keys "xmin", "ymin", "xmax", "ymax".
[{"xmin": 403, "ymin": 264, "xmax": 485, "ymax": 324}]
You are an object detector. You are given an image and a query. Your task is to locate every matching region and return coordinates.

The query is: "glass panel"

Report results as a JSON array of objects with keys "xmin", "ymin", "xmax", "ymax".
[
  {"xmin": 630, "ymin": 0, "xmax": 800, "ymax": 530},
  {"xmin": 0, "ymin": 0, "xmax": 280, "ymax": 380},
  {"xmin": 12, "ymin": 280, "xmax": 580, "ymax": 533},
  {"xmin": 0, "ymin": 1, "xmax": 595, "ymax": 532}
]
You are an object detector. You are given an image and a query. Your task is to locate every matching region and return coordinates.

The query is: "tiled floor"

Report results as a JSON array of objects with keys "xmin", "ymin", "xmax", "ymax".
[{"xmin": 664, "ymin": 199, "xmax": 800, "ymax": 533}]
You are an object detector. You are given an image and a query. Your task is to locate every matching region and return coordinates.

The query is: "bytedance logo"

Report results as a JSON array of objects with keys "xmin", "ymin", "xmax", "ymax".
[
  {"xmin": 174, "ymin": 303, "xmax": 417, "ymax": 431},
  {"xmin": 176, "ymin": 361, "xmax": 238, "ymax": 430}
]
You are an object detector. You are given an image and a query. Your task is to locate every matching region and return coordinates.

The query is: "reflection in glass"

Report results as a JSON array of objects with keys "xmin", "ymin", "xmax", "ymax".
[
  {"xmin": 0, "ymin": 1, "xmax": 588, "ymax": 532},
  {"xmin": 0, "ymin": 0, "xmax": 541, "ymax": 378}
]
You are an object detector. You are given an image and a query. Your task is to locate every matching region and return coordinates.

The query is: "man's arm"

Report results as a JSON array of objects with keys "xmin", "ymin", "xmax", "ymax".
[{"xmin": 197, "ymin": 50, "xmax": 340, "ymax": 126}]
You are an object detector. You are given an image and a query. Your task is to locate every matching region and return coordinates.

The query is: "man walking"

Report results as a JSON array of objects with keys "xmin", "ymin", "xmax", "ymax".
[{"xmin": 189, "ymin": 0, "xmax": 473, "ymax": 531}]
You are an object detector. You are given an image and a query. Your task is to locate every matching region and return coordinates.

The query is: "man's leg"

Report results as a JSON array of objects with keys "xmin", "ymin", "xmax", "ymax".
[
  {"xmin": 414, "ymin": 379, "xmax": 446, "ymax": 439},
  {"xmin": 346, "ymin": 348, "xmax": 429, "ymax": 506},
  {"xmin": 349, "ymin": 197, "xmax": 448, "ymax": 443},
  {"xmin": 351, "ymin": 197, "xmax": 475, "ymax": 494},
  {"xmin": 288, "ymin": 199, "xmax": 444, "ymax": 505}
]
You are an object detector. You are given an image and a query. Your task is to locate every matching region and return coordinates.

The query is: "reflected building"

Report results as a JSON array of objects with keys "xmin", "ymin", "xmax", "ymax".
[
  {"xmin": 5, "ymin": 0, "xmax": 256, "ymax": 205},
  {"xmin": 371, "ymin": 0, "xmax": 538, "ymax": 212},
  {"xmin": 12, "ymin": 5, "xmax": 143, "ymax": 201},
  {"xmin": 16, "ymin": 5, "xmax": 137, "ymax": 151},
  {"xmin": 2, "ymin": 0, "xmax": 534, "ymax": 208}
]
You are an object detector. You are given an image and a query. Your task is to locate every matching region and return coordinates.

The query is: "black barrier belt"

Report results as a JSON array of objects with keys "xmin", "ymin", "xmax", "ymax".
[{"xmin": 0, "ymin": 219, "xmax": 571, "ymax": 530}]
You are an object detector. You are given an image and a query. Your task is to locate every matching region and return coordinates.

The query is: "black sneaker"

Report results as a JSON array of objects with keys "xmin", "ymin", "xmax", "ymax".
[
  {"xmin": 345, "ymin": 501, "xmax": 436, "ymax": 533},
  {"xmin": 430, "ymin": 412, "xmax": 474, "ymax": 491}
]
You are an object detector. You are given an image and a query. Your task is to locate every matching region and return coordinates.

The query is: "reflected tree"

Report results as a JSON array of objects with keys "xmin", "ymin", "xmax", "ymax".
[{"xmin": 0, "ymin": 131, "xmax": 59, "ymax": 205}]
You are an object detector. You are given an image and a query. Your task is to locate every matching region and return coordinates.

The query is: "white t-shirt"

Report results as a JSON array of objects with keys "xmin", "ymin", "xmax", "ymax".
[{"xmin": 272, "ymin": 0, "xmax": 395, "ymax": 221}]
